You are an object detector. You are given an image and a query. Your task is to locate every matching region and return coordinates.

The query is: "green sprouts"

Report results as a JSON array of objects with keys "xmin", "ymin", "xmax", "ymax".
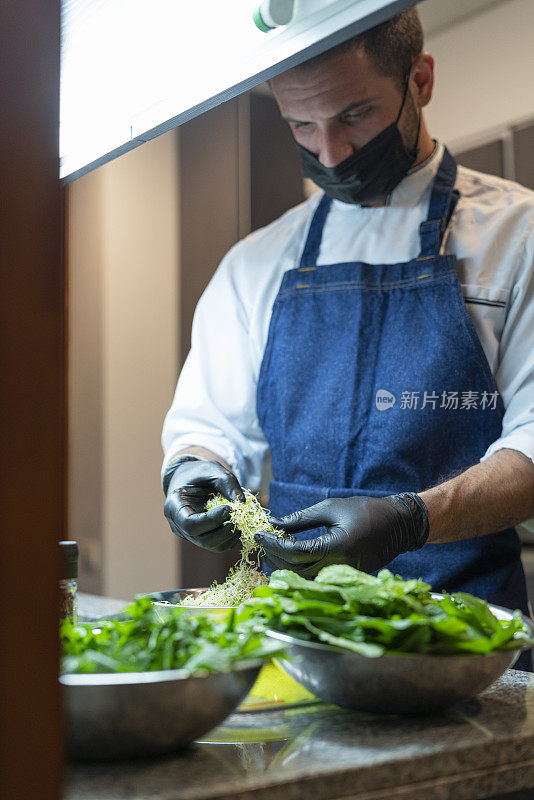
[
  {"xmin": 206, "ymin": 490, "xmax": 281, "ymax": 561},
  {"xmin": 182, "ymin": 490, "xmax": 286, "ymax": 608},
  {"xmin": 184, "ymin": 561, "xmax": 268, "ymax": 607}
]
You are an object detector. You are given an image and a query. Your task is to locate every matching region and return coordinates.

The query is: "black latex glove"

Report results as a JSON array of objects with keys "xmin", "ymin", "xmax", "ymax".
[
  {"xmin": 255, "ymin": 493, "xmax": 429, "ymax": 578},
  {"xmin": 163, "ymin": 456, "xmax": 245, "ymax": 552}
]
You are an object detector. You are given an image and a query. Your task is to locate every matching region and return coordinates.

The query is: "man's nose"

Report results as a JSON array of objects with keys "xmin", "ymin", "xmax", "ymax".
[{"xmin": 318, "ymin": 131, "xmax": 354, "ymax": 167}]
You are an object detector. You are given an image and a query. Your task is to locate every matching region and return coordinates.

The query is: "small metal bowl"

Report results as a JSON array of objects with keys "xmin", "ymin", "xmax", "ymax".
[
  {"xmin": 145, "ymin": 589, "xmax": 316, "ymax": 710},
  {"xmin": 61, "ymin": 660, "xmax": 262, "ymax": 760},
  {"xmin": 265, "ymin": 598, "xmax": 533, "ymax": 715},
  {"xmin": 146, "ymin": 588, "xmax": 232, "ymax": 622}
]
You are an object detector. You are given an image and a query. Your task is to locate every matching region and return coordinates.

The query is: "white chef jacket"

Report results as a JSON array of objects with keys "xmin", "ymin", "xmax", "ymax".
[{"xmin": 161, "ymin": 142, "xmax": 534, "ymax": 528}]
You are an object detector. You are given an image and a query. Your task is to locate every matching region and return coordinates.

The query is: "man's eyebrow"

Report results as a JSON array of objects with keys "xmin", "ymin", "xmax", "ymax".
[{"xmin": 283, "ymin": 98, "xmax": 378, "ymax": 124}]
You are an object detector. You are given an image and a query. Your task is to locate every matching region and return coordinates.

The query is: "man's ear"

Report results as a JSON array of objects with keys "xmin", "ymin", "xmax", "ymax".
[{"xmin": 411, "ymin": 52, "xmax": 434, "ymax": 108}]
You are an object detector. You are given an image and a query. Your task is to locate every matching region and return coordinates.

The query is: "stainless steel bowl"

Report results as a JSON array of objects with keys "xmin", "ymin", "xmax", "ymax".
[
  {"xmin": 265, "ymin": 598, "xmax": 533, "ymax": 715},
  {"xmin": 147, "ymin": 588, "xmax": 232, "ymax": 621},
  {"xmin": 61, "ymin": 661, "xmax": 262, "ymax": 760}
]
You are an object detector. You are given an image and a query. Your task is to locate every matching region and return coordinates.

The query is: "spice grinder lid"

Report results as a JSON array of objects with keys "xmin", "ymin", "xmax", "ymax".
[{"xmin": 59, "ymin": 540, "xmax": 78, "ymax": 579}]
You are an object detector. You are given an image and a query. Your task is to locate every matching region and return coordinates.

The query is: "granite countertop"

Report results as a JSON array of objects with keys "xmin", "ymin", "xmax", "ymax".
[{"xmin": 66, "ymin": 594, "xmax": 534, "ymax": 800}]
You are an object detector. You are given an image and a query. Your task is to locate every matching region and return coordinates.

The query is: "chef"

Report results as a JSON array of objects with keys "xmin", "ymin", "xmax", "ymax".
[{"xmin": 161, "ymin": 10, "xmax": 534, "ymax": 668}]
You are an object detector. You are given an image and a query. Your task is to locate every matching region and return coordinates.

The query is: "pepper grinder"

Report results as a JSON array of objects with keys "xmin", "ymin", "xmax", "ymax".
[{"xmin": 59, "ymin": 540, "xmax": 78, "ymax": 623}]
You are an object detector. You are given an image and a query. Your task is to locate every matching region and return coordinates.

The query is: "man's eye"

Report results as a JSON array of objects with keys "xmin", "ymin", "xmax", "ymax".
[
  {"xmin": 291, "ymin": 121, "xmax": 313, "ymax": 131},
  {"xmin": 342, "ymin": 109, "xmax": 371, "ymax": 123}
]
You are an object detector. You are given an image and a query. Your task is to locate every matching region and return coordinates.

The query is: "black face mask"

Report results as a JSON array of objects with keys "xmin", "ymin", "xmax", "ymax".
[{"xmin": 297, "ymin": 77, "xmax": 420, "ymax": 205}]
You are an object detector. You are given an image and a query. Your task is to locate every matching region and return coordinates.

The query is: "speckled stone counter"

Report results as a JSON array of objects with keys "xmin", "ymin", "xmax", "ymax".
[{"xmin": 66, "ymin": 596, "xmax": 534, "ymax": 800}]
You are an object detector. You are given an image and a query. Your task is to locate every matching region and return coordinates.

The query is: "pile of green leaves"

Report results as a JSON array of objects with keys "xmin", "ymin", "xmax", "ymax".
[
  {"xmin": 236, "ymin": 565, "xmax": 533, "ymax": 657},
  {"xmin": 61, "ymin": 597, "xmax": 282, "ymax": 675}
]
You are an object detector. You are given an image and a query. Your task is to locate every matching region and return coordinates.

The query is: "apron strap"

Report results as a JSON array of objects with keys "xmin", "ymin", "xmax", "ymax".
[
  {"xmin": 418, "ymin": 147, "xmax": 460, "ymax": 258},
  {"xmin": 299, "ymin": 193, "xmax": 332, "ymax": 267}
]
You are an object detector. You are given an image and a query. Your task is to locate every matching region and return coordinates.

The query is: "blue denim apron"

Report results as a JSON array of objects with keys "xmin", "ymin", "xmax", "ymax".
[{"xmin": 256, "ymin": 148, "xmax": 531, "ymax": 670}]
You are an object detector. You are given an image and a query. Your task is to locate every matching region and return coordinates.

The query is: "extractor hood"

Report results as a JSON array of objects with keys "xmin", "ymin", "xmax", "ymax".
[{"xmin": 60, "ymin": 0, "xmax": 419, "ymax": 182}]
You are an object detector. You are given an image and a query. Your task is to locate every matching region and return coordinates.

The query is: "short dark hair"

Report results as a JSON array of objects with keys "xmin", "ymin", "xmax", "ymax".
[{"xmin": 299, "ymin": 9, "xmax": 423, "ymax": 88}]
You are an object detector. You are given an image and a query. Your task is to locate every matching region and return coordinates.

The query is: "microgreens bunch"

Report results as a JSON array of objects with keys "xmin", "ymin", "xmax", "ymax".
[
  {"xmin": 206, "ymin": 489, "xmax": 282, "ymax": 562},
  {"xmin": 184, "ymin": 562, "xmax": 268, "ymax": 607},
  {"xmin": 182, "ymin": 490, "xmax": 286, "ymax": 608}
]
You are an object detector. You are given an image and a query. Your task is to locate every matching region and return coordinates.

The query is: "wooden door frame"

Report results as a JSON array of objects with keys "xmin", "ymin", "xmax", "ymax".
[{"xmin": 0, "ymin": 2, "xmax": 65, "ymax": 798}]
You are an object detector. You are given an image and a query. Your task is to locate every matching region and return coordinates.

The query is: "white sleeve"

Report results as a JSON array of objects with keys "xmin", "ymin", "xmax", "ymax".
[
  {"xmin": 161, "ymin": 245, "xmax": 269, "ymax": 491},
  {"xmin": 482, "ymin": 225, "xmax": 534, "ymax": 530}
]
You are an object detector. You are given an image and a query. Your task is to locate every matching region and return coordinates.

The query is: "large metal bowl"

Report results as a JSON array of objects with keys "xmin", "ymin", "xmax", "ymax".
[
  {"xmin": 266, "ymin": 598, "xmax": 533, "ymax": 715},
  {"xmin": 61, "ymin": 661, "xmax": 262, "ymax": 760}
]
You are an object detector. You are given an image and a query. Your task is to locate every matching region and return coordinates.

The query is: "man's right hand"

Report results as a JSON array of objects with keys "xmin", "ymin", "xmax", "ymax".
[{"xmin": 163, "ymin": 456, "xmax": 245, "ymax": 552}]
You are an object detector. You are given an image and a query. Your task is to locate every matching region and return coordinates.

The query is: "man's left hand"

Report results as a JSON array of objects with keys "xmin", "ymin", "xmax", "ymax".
[{"xmin": 255, "ymin": 493, "xmax": 429, "ymax": 578}]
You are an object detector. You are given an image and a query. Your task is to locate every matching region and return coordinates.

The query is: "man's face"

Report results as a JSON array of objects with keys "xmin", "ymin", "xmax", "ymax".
[{"xmin": 271, "ymin": 46, "xmax": 417, "ymax": 168}]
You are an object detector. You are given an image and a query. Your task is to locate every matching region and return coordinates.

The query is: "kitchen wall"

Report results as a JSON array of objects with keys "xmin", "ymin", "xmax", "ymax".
[
  {"xmin": 424, "ymin": 0, "xmax": 534, "ymax": 149},
  {"xmin": 68, "ymin": 92, "xmax": 304, "ymax": 596},
  {"xmin": 68, "ymin": 131, "xmax": 180, "ymax": 600}
]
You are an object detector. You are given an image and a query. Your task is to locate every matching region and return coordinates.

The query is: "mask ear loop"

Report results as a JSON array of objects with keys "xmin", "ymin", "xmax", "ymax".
[
  {"xmin": 412, "ymin": 106, "xmax": 422, "ymax": 159},
  {"xmin": 396, "ymin": 68, "xmax": 421, "ymax": 160},
  {"xmin": 395, "ymin": 71, "xmax": 412, "ymax": 125}
]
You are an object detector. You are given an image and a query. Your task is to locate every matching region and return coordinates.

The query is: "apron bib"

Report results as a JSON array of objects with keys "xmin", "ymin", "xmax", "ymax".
[{"xmin": 256, "ymin": 149, "xmax": 531, "ymax": 670}]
